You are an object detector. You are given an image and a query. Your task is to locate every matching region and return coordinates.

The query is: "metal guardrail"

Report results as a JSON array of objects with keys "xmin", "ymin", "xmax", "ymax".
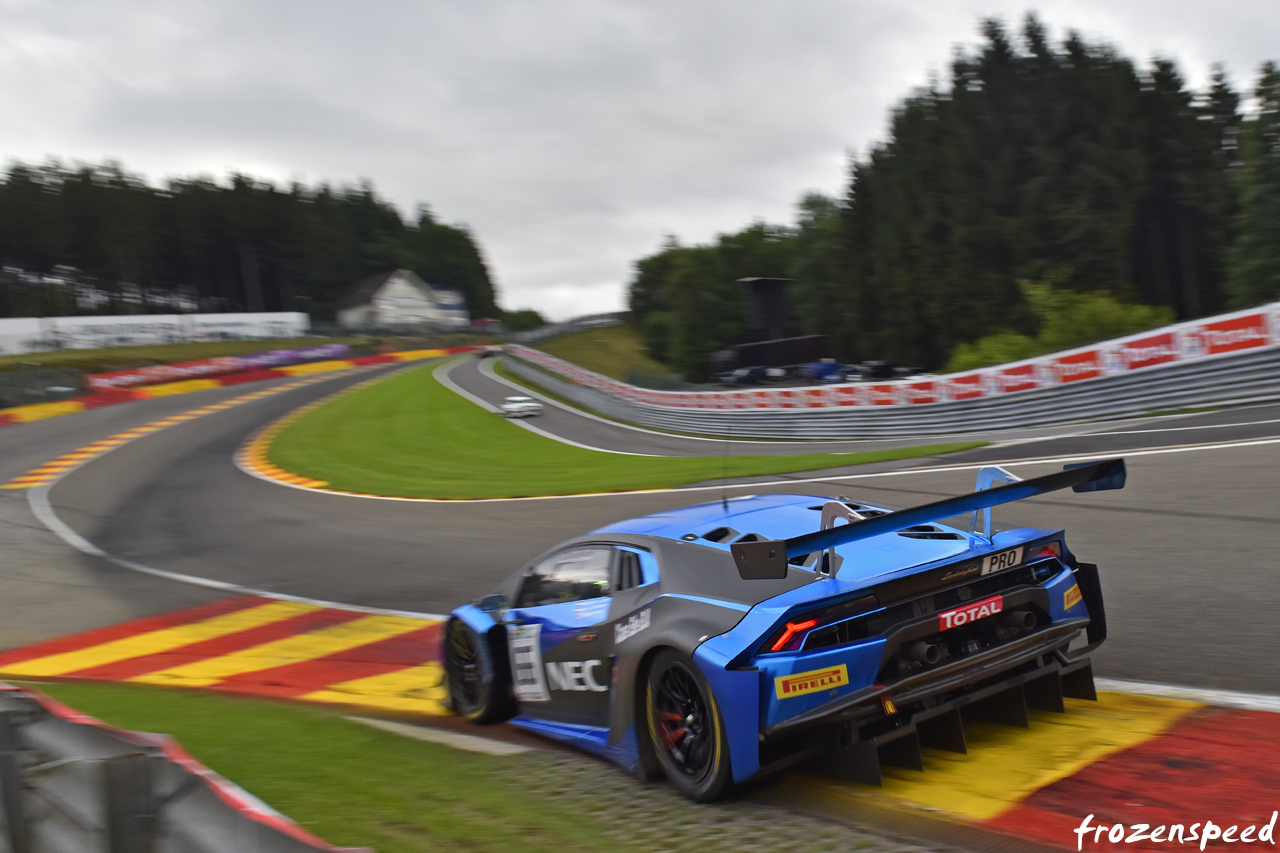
[
  {"xmin": 505, "ymin": 345, "xmax": 1280, "ymax": 438},
  {"xmin": 0, "ymin": 684, "xmax": 368, "ymax": 853}
]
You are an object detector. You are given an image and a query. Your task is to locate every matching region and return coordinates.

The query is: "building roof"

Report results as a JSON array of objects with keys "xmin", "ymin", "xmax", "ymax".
[
  {"xmin": 338, "ymin": 271, "xmax": 399, "ymax": 310},
  {"xmin": 337, "ymin": 269, "xmax": 467, "ymax": 311}
]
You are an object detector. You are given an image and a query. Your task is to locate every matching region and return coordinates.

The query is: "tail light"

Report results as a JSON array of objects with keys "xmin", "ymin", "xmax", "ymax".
[
  {"xmin": 762, "ymin": 593, "xmax": 878, "ymax": 654},
  {"xmin": 1028, "ymin": 540, "xmax": 1063, "ymax": 582},
  {"xmin": 768, "ymin": 620, "xmax": 817, "ymax": 652},
  {"xmin": 1029, "ymin": 541, "xmax": 1061, "ymax": 561}
]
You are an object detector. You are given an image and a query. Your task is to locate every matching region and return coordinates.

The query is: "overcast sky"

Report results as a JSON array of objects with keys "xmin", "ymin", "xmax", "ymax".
[{"xmin": 1, "ymin": 1, "xmax": 1275, "ymax": 319}]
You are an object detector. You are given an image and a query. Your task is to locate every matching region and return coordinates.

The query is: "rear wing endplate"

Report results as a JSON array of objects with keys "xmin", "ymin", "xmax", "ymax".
[{"xmin": 730, "ymin": 458, "xmax": 1126, "ymax": 580}]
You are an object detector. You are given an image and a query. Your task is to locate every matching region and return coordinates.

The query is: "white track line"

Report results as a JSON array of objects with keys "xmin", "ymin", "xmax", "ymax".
[
  {"xmin": 434, "ymin": 359, "xmax": 659, "ymax": 456},
  {"xmin": 27, "ymin": 483, "xmax": 446, "ymax": 620},
  {"xmin": 22, "ymin": 369, "xmax": 450, "ymax": 621},
  {"xmin": 345, "ymin": 717, "xmax": 531, "ymax": 754},
  {"xmin": 1054, "ymin": 416, "xmax": 1280, "ymax": 439},
  {"xmin": 1097, "ymin": 678, "xmax": 1280, "ymax": 714}
]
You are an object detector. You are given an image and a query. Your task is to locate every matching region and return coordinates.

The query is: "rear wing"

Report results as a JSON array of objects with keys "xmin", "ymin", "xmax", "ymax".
[{"xmin": 730, "ymin": 458, "xmax": 1126, "ymax": 580}]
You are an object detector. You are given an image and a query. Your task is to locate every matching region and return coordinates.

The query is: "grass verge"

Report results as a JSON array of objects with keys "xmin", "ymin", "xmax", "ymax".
[
  {"xmin": 535, "ymin": 324, "xmax": 676, "ymax": 383},
  {"xmin": 0, "ymin": 337, "xmax": 373, "ymax": 374},
  {"xmin": 20, "ymin": 681, "xmax": 627, "ymax": 853},
  {"xmin": 268, "ymin": 361, "xmax": 985, "ymax": 499}
]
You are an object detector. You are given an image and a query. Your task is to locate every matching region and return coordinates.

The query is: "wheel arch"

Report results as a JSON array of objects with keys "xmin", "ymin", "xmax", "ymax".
[
  {"xmin": 630, "ymin": 643, "xmax": 679, "ymax": 781},
  {"xmin": 444, "ymin": 608, "xmax": 515, "ymax": 723}
]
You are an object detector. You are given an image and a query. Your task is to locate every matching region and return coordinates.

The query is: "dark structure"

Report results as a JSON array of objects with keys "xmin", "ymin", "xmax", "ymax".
[
  {"xmin": 710, "ymin": 335, "xmax": 827, "ymax": 374},
  {"xmin": 738, "ymin": 278, "xmax": 792, "ymax": 341}
]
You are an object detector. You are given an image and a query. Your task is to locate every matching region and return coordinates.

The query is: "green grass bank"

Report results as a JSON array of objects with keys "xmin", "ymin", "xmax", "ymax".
[
  {"xmin": 23, "ymin": 681, "xmax": 627, "ymax": 853},
  {"xmin": 268, "ymin": 360, "xmax": 983, "ymax": 499},
  {"xmin": 534, "ymin": 323, "xmax": 676, "ymax": 383},
  {"xmin": 21, "ymin": 681, "xmax": 902, "ymax": 852}
]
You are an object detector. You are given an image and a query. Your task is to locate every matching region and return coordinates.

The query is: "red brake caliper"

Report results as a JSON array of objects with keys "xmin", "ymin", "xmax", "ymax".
[{"xmin": 658, "ymin": 711, "xmax": 685, "ymax": 748}]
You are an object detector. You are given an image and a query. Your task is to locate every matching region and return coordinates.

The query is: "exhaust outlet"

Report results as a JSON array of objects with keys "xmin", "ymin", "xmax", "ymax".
[
  {"xmin": 902, "ymin": 641, "xmax": 941, "ymax": 665},
  {"xmin": 1000, "ymin": 609, "xmax": 1037, "ymax": 631}
]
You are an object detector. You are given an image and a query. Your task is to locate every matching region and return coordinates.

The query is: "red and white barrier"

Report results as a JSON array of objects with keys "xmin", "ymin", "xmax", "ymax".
[
  {"xmin": 87, "ymin": 344, "xmax": 353, "ymax": 391},
  {"xmin": 512, "ymin": 301, "xmax": 1280, "ymax": 411}
]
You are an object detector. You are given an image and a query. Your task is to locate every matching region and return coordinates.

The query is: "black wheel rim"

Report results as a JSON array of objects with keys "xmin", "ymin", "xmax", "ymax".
[
  {"xmin": 652, "ymin": 661, "xmax": 714, "ymax": 781},
  {"xmin": 447, "ymin": 621, "xmax": 482, "ymax": 708}
]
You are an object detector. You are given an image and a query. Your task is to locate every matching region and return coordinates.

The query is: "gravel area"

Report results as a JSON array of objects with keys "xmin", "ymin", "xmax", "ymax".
[{"xmin": 507, "ymin": 748, "xmax": 942, "ymax": 853}]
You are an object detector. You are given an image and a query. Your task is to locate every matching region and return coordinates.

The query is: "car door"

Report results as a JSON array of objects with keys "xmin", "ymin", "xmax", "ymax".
[{"xmin": 505, "ymin": 545, "xmax": 616, "ymax": 725}]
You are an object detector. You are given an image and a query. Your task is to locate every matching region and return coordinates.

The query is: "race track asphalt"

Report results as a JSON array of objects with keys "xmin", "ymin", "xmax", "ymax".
[{"xmin": 3, "ymin": 356, "xmax": 1279, "ymax": 694}]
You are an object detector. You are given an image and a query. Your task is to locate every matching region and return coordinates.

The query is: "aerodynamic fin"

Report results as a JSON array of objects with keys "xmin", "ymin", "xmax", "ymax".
[{"xmin": 730, "ymin": 458, "xmax": 1126, "ymax": 580}]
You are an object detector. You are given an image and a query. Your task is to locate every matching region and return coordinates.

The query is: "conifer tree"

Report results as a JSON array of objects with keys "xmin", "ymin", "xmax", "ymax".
[{"xmin": 1226, "ymin": 62, "xmax": 1280, "ymax": 305}]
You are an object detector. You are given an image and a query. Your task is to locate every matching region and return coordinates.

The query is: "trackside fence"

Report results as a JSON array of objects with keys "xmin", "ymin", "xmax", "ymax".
[
  {"xmin": 0, "ymin": 684, "xmax": 370, "ymax": 853},
  {"xmin": 506, "ymin": 301, "xmax": 1280, "ymax": 438}
]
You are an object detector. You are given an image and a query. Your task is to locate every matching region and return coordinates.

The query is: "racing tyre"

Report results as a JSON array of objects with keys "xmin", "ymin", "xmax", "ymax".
[
  {"xmin": 643, "ymin": 649, "xmax": 732, "ymax": 802},
  {"xmin": 444, "ymin": 619, "xmax": 514, "ymax": 724}
]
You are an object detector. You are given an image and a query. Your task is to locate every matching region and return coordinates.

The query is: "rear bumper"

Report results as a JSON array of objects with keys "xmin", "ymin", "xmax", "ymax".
[
  {"xmin": 764, "ymin": 618, "xmax": 1089, "ymax": 739},
  {"xmin": 756, "ymin": 626, "xmax": 1098, "ymax": 784},
  {"xmin": 763, "ymin": 559, "xmax": 1107, "ymax": 739}
]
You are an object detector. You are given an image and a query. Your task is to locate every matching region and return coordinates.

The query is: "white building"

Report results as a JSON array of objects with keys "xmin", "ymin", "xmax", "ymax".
[
  {"xmin": 336, "ymin": 270, "xmax": 469, "ymax": 331},
  {"xmin": 0, "ymin": 312, "xmax": 309, "ymax": 356}
]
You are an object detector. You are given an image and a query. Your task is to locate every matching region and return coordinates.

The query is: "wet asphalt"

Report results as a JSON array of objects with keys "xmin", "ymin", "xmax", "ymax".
[{"xmin": 2, "ymin": 358, "xmax": 1278, "ymax": 693}]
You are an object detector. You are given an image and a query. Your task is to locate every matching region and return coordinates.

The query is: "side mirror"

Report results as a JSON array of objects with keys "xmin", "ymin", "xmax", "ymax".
[{"xmin": 477, "ymin": 594, "xmax": 507, "ymax": 613}]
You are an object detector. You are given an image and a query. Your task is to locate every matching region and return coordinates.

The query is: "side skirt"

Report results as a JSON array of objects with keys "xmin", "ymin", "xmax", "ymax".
[{"xmin": 509, "ymin": 716, "xmax": 641, "ymax": 773}]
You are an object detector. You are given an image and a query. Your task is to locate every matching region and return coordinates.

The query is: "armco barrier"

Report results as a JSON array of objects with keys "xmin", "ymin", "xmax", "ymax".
[
  {"xmin": 0, "ymin": 683, "xmax": 369, "ymax": 853},
  {"xmin": 507, "ymin": 302, "xmax": 1280, "ymax": 438}
]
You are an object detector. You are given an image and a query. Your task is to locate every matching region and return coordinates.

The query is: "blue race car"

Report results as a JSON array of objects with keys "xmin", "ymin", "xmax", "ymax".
[{"xmin": 444, "ymin": 459, "xmax": 1121, "ymax": 801}]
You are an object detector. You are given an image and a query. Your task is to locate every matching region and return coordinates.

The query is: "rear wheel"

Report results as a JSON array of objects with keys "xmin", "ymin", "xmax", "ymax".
[
  {"xmin": 444, "ymin": 619, "xmax": 514, "ymax": 723},
  {"xmin": 643, "ymin": 649, "xmax": 732, "ymax": 802}
]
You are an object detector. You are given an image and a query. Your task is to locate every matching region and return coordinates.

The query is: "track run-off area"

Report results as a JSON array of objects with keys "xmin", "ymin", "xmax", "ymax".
[{"xmin": 2, "ymin": 354, "xmax": 1280, "ymax": 850}]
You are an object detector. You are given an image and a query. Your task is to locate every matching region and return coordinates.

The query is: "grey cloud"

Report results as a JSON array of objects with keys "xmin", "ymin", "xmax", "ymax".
[{"xmin": 0, "ymin": 0, "xmax": 1276, "ymax": 317}]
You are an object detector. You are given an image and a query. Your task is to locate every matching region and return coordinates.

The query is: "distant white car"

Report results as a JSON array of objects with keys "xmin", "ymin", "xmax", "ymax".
[{"xmin": 500, "ymin": 396, "xmax": 543, "ymax": 418}]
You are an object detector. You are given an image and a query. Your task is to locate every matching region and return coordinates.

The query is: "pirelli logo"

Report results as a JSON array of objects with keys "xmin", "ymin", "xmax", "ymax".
[
  {"xmin": 775, "ymin": 664, "xmax": 849, "ymax": 699},
  {"xmin": 1064, "ymin": 584, "xmax": 1083, "ymax": 610}
]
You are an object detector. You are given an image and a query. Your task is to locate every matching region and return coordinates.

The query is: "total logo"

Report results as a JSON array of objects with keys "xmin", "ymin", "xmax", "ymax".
[
  {"xmin": 615, "ymin": 608, "xmax": 651, "ymax": 644},
  {"xmin": 938, "ymin": 594, "xmax": 1004, "ymax": 630},
  {"xmin": 545, "ymin": 659, "xmax": 609, "ymax": 692}
]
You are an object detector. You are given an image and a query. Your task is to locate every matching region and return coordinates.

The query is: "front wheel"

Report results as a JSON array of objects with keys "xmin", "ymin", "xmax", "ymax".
[
  {"xmin": 444, "ymin": 619, "xmax": 514, "ymax": 724},
  {"xmin": 643, "ymin": 649, "xmax": 733, "ymax": 802}
]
